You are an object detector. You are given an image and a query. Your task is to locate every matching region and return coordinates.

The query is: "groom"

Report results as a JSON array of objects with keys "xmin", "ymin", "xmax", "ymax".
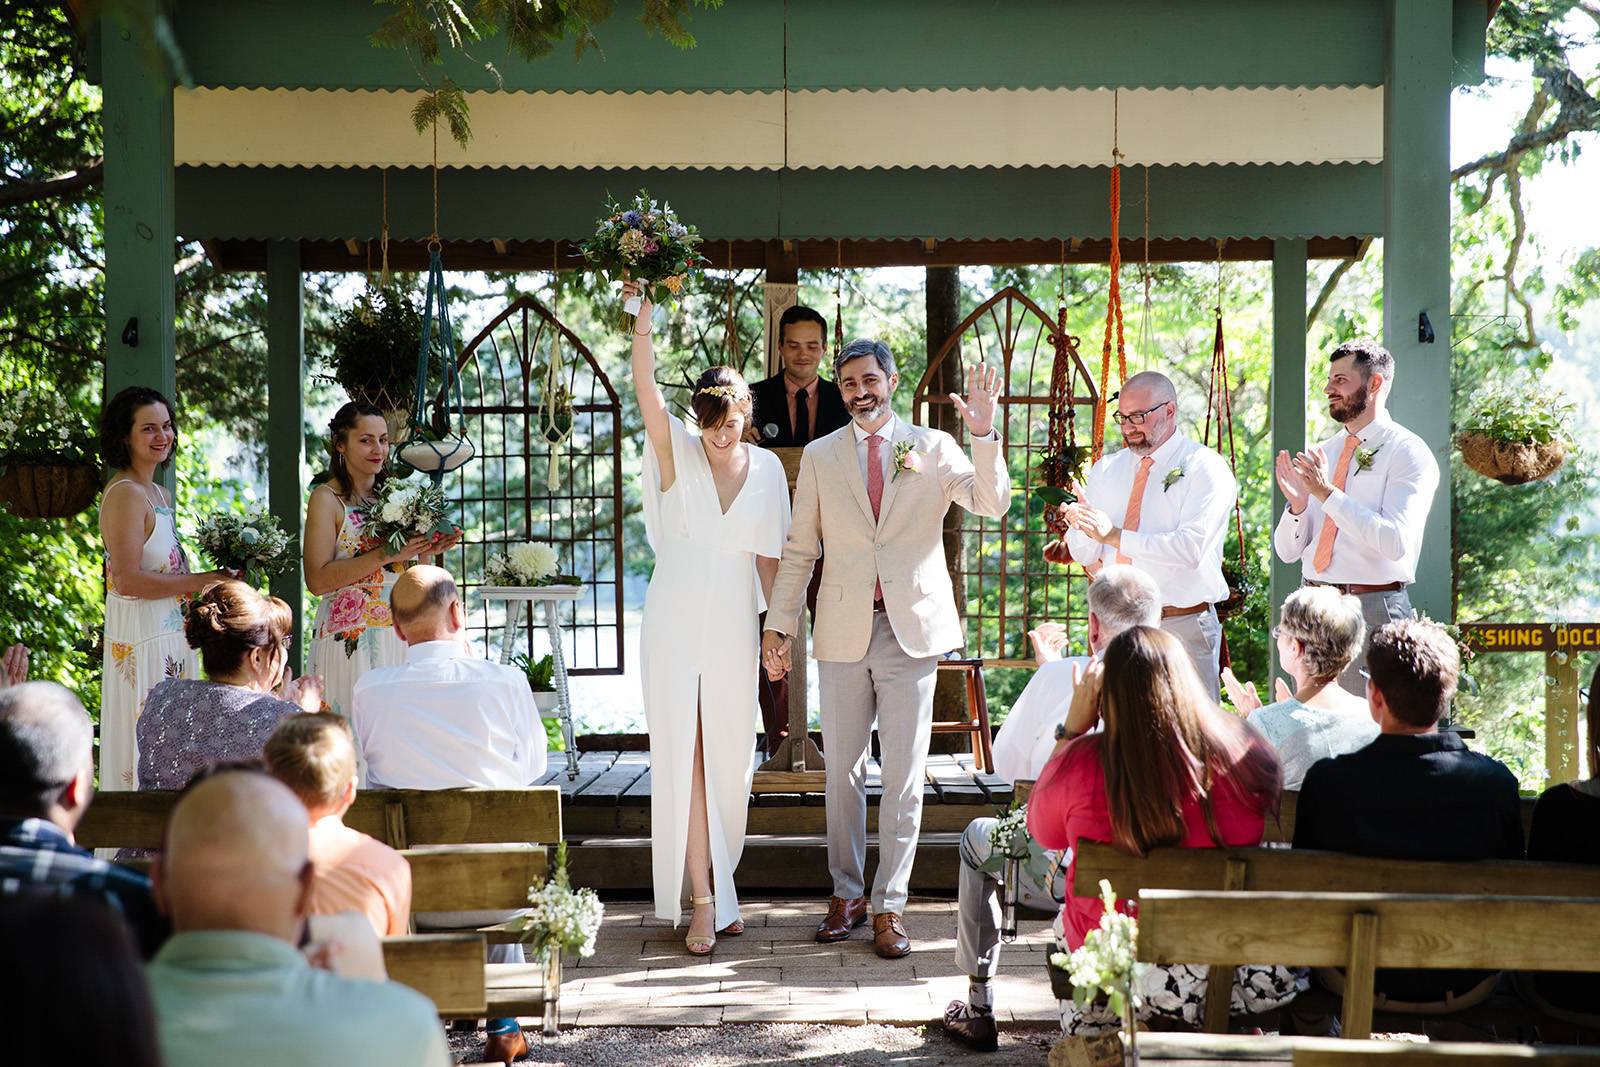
[{"xmin": 762, "ymin": 338, "xmax": 1009, "ymax": 959}]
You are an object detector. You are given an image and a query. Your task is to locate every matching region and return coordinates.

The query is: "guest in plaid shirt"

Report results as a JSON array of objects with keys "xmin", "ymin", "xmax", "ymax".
[{"xmin": 0, "ymin": 681, "xmax": 167, "ymax": 957}]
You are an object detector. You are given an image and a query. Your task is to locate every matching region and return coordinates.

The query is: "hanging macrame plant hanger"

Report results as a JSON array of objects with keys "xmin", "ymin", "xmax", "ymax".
[
  {"xmin": 540, "ymin": 249, "xmax": 575, "ymax": 490},
  {"xmin": 1204, "ymin": 244, "xmax": 1253, "ymax": 667},
  {"xmin": 396, "ymin": 117, "xmax": 476, "ymax": 485}
]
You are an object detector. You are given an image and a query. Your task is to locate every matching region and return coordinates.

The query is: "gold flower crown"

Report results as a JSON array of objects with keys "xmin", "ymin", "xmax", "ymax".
[{"xmin": 695, "ymin": 384, "xmax": 747, "ymax": 400}]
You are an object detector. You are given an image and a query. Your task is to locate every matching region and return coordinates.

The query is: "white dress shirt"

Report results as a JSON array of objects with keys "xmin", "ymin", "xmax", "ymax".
[
  {"xmin": 1065, "ymin": 433, "xmax": 1236, "ymax": 606},
  {"xmin": 351, "ymin": 640, "xmax": 547, "ymax": 790},
  {"xmin": 852, "ymin": 413, "xmax": 899, "ymax": 487},
  {"xmin": 1272, "ymin": 412, "xmax": 1440, "ymax": 585},
  {"xmin": 992, "ymin": 655, "xmax": 1090, "ymax": 784}
]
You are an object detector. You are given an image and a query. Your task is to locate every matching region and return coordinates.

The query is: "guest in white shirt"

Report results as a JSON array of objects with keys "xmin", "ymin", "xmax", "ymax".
[
  {"xmin": 1272, "ymin": 340, "xmax": 1439, "ymax": 693},
  {"xmin": 349, "ymin": 564, "xmax": 545, "ymax": 1065},
  {"xmin": 1056, "ymin": 371, "xmax": 1237, "ymax": 701},
  {"xmin": 351, "ymin": 566, "xmax": 546, "ymax": 790},
  {"xmin": 944, "ymin": 566, "xmax": 1162, "ymax": 1051}
]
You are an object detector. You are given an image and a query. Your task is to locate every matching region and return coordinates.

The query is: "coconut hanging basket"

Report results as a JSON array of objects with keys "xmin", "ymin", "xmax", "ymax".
[
  {"xmin": 1457, "ymin": 432, "xmax": 1567, "ymax": 486},
  {"xmin": 0, "ymin": 460, "xmax": 102, "ymax": 519}
]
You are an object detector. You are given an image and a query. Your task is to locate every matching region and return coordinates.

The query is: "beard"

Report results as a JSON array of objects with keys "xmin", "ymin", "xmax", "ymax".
[
  {"xmin": 1328, "ymin": 389, "xmax": 1368, "ymax": 424},
  {"xmin": 849, "ymin": 396, "xmax": 890, "ymax": 425}
]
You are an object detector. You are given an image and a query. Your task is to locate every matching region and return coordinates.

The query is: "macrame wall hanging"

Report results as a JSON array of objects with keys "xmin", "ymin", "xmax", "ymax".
[{"xmin": 539, "ymin": 247, "xmax": 575, "ymax": 490}]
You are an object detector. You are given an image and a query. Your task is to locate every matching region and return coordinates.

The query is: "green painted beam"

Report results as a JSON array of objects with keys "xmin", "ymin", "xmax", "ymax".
[
  {"xmin": 1269, "ymin": 238, "xmax": 1310, "ymax": 686},
  {"xmin": 168, "ymin": 0, "xmax": 1413, "ymax": 92},
  {"xmin": 266, "ymin": 242, "xmax": 306, "ymax": 665},
  {"xmin": 1452, "ymin": 0, "xmax": 1490, "ymax": 86},
  {"xmin": 102, "ymin": 0, "xmax": 176, "ymax": 493},
  {"xmin": 1383, "ymin": 0, "xmax": 1454, "ymax": 623},
  {"xmin": 173, "ymin": 164, "xmax": 1384, "ymax": 244}
]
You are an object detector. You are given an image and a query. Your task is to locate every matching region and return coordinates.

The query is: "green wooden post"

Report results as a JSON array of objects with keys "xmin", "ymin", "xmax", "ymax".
[
  {"xmin": 101, "ymin": 1, "xmax": 176, "ymax": 489},
  {"xmin": 266, "ymin": 242, "xmax": 306, "ymax": 667},
  {"xmin": 1383, "ymin": 0, "xmax": 1454, "ymax": 622},
  {"xmin": 1270, "ymin": 238, "xmax": 1308, "ymax": 686}
]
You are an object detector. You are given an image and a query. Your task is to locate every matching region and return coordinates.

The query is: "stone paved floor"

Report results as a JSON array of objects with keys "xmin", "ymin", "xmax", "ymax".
[{"xmin": 495, "ymin": 897, "xmax": 1061, "ymax": 1030}]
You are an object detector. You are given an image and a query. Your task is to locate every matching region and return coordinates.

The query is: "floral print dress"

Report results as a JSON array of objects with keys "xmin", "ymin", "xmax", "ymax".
[
  {"xmin": 306, "ymin": 493, "xmax": 407, "ymax": 719},
  {"xmin": 100, "ymin": 480, "xmax": 200, "ymax": 792}
]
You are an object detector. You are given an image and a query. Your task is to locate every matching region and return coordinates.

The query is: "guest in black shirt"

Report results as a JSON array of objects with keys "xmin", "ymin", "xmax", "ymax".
[
  {"xmin": 750, "ymin": 305, "xmax": 850, "ymax": 756},
  {"xmin": 1294, "ymin": 618, "xmax": 1522, "ymax": 1010}
]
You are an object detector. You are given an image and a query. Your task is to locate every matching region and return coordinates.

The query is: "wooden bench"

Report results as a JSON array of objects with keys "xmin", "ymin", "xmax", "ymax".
[
  {"xmin": 1123, "ymin": 1033, "xmax": 1600, "ymax": 1067},
  {"xmin": 381, "ymin": 933, "xmax": 487, "ymax": 1016},
  {"xmin": 1136, "ymin": 890, "xmax": 1600, "ymax": 1040},
  {"xmin": 1072, "ymin": 842, "xmax": 1600, "ymax": 1033}
]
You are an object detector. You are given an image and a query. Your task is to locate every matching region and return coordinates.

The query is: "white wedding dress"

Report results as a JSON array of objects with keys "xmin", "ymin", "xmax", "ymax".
[{"xmin": 640, "ymin": 414, "xmax": 790, "ymax": 930}]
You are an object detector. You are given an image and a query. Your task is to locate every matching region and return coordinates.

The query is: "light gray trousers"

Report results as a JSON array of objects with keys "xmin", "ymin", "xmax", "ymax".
[
  {"xmin": 1339, "ymin": 588, "xmax": 1416, "ymax": 695},
  {"xmin": 956, "ymin": 816, "xmax": 1060, "ymax": 980},
  {"xmin": 818, "ymin": 612, "xmax": 940, "ymax": 915},
  {"xmin": 1161, "ymin": 606, "xmax": 1223, "ymax": 703}
]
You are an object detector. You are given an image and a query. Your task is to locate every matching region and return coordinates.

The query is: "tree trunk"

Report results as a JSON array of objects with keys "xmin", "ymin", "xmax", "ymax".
[{"xmin": 926, "ymin": 267, "xmax": 970, "ymax": 754}]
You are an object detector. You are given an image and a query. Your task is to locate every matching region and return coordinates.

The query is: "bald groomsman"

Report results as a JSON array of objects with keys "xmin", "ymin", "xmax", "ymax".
[
  {"xmin": 1274, "ymin": 339, "xmax": 1439, "ymax": 694},
  {"xmin": 1058, "ymin": 371, "xmax": 1237, "ymax": 701}
]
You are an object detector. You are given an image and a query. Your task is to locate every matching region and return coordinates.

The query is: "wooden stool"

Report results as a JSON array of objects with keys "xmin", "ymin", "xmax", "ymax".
[{"xmin": 931, "ymin": 658, "xmax": 994, "ymax": 774}]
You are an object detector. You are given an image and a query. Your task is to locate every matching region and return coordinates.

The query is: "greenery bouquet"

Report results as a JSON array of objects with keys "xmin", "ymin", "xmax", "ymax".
[
  {"xmin": 193, "ymin": 504, "xmax": 296, "ymax": 585},
  {"xmin": 508, "ymin": 842, "xmax": 605, "ymax": 963},
  {"xmin": 580, "ymin": 191, "xmax": 705, "ymax": 330},
  {"xmin": 364, "ymin": 477, "xmax": 457, "ymax": 554}
]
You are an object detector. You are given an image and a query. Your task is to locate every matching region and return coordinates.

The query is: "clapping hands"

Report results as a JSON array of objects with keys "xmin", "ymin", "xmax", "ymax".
[
  {"xmin": 1220, "ymin": 667, "xmax": 1292, "ymax": 715},
  {"xmin": 1026, "ymin": 623, "xmax": 1069, "ymax": 667}
]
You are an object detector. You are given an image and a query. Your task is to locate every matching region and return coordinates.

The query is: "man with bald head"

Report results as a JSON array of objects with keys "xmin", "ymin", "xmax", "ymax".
[
  {"xmin": 351, "ymin": 564, "xmax": 545, "ymax": 1063},
  {"xmin": 0, "ymin": 681, "xmax": 166, "ymax": 956},
  {"xmin": 146, "ymin": 771, "xmax": 447, "ymax": 1067},
  {"xmin": 1054, "ymin": 370, "xmax": 1237, "ymax": 700}
]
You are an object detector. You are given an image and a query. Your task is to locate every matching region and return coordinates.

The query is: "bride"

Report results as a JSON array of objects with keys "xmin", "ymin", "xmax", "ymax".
[{"xmin": 626, "ymin": 280, "xmax": 791, "ymax": 955}]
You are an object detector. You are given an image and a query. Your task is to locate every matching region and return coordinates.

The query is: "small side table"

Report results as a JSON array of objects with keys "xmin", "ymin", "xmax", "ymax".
[{"xmin": 479, "ymin": 584, "xmax": 584, "ymax": 780}]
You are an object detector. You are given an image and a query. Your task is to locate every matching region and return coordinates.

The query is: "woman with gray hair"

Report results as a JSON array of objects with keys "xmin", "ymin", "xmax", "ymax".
[{"xmin": 1223, "ymin": 585, "xmax": 1376, "ymax": 789}]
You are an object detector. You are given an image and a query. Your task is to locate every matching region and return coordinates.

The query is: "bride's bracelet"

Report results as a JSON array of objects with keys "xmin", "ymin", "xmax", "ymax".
[{"xmin": 633, "ymin": 326, "xmax": 653, "ymax": 337}]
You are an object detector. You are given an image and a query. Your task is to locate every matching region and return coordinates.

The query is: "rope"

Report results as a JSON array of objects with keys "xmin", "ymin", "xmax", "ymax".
[
  {"xmin": 725, "ymin": 246, "xmax": 738, "ymax": 366},
  {"xmin": 1091, "ymin": 163, "xmax": 1128, "ymax": 463},
  {"xmin": 379, "ymin": 167, "xmax": 391, "ymax": 288},
  {"xmin": 541, "ymin": 241, "xmax": 573, "ymax": 491},
  {"xmin": 1138, "ymin": 164, "xmax": 1154, "ymax": 367},
  {"xmin": 834, "ymin": 240, "xmax": 844, "ymax": 350},
  {"xmin": 1203, "ymin": 244, "xmax": 1249, "ymax": 653}
]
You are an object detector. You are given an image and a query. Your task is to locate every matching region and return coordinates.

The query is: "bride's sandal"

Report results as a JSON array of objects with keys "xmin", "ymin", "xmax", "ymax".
[
  {"xmin": 719, "ymin": 919, "xmax": 745, "ymax": 936},
  {"xmin": 686, "ymin": 894, "xmax": 716, "ymax": 956}
]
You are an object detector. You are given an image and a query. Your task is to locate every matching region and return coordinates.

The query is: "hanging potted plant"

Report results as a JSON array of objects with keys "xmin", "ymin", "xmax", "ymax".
[
  {"xmin": 1457, "ymin": 378, "xmax": 1572, "ymax": 485},
  {"xmin": 0, "ymin": 387, "xmax": 100, "ymax": 519},
  {"xmin": 323, "ymin": 287, "xmax": 440, "ymax": 444}
]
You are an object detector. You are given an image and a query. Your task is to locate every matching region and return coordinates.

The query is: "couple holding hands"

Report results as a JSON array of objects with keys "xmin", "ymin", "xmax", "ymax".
[{"xmin": 624, "ymin": 280, "xmax": 1010, "ymax": 957}]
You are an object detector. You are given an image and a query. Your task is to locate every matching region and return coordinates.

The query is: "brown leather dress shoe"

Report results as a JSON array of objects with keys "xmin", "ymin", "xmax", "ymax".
[
  {"xmin": 483, "ymin": 1023, "xmax": 528, "ymax": 1064},
  {"xmin": 872, "ymin": 912, "xmax": 912, "ymax": 958},
  {"xmin": 943, "ymin": 1000, "xmax": 999, "ymax": 1052},
  {"xmin": 815, "ymin": 895, "xmax": 870, "ymax": 942}
]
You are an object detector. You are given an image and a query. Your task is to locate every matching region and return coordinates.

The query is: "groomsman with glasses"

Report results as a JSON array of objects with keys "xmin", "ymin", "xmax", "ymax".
[
  {"xmin": 1053, "ymin": 371, "xmax": 1237, "ymax": 702},
  {"xmin": 1273, "ymin": 340, "xmax": 1440, "ymax": 694},
  {"xmin": 750, "ymin": 306, "xmax": 851, "ymax": 757}
]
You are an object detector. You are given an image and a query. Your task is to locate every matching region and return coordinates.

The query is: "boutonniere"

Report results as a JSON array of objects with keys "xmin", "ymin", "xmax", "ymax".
[
  {"xmin": 1355, "ymin": 444, "xmax": 1382, "ymax": 473},
  {"xmin": 1162, "ymin": 466, "xmax": 1185, "ymax": 492},
  {"xmin": 892, "ymin": 441, "xmax": 922, "ymax": 480}
]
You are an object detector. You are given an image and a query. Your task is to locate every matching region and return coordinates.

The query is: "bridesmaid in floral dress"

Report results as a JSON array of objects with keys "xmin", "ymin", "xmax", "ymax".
[
  {"xmin": 99, "ymin": 386, "xmax": 227, "ymax": 791},
  {"xmin": 303, "ymin": 402, "xmax": 446, "ymax": 721}
]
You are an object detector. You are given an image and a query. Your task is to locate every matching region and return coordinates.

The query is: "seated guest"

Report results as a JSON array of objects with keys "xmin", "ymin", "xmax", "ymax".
[
  {"xmin": 146, "ymin": 770, "xmax": 447, "ymax": 1067},
  {"xmin": 1294, "ymin": 618, "xmax": 1522, "ymax": 1012},
  {"xmin": 264, "ymin": 712, "xmax": 412, "ymax": 938},
  {"xmin": 1028, "ymin": 627, "xmax": 1299, "ymax": 1034},
  {"xmin": 1222, "ymin": 585, "xmax": 1376, "ymax": 788},
  {"xmin": 352, "ymin": 565, "xmax": 545, "ymax": 1064},
  {"xmin": 1522, "ymin": 659, "xmax": 1600, "ymax": 1024},
  {"xmin": 0, "ymin": 893, "xmax": 163, "ymax": 1067},
  {"xmin": 137, "ymin": 580, "xmax": 322, "ymax": 790},
  {"xmin": 946, "ymin": 566, "xmax": 1162, "ymax": 1050},
  {"xmin": 0, "ymin": 682, "xmax": 167, "ymax": 956}
]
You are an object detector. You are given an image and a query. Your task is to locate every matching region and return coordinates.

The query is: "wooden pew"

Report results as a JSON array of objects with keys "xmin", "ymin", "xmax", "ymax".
[
  {"xmin": 1291, "ymin": 1037, "xmax": 1600, "ymax": 1067},
  {"xmin": 1136, "ymin": 890, "xmax": 1600, "ymax": 1040},
  {"xmin": 382, "ymin": 932, "xmax": 487, "ymax": 1016}
]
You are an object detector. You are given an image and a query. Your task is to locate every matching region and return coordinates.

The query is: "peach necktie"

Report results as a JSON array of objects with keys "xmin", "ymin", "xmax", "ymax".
[
  {"xmin": 1312, "ymin": 434, "xmax": 1362, "ymax": 573},
  {"xmin": 1114, "ymin": 456, "xmax": 1155, "ymax": 565}
]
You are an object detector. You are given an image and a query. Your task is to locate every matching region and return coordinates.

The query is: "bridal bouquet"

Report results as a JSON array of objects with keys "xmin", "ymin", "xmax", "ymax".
[
  {"xmin": 484, "ymin": 542, "xmax": 581, "ymax": 588},
  {"xmin": 194, "ymin": 504, "xmax": 296, "ymax": 585},
  {"xmin": 580, "ymin": 190, "xmax": 704, "ymax": 329},
  {"xmin": 365, "ymin": 477, "xmax": 457, "ymax": 555},
  {"xmin": 508, "ymin": 842, "xmax": 606, "ymax": 962}
]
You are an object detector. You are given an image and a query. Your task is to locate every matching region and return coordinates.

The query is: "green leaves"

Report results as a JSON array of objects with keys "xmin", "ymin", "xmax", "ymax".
[
  {"xmin": 410, "ymin": 82, "xmax": 472, "ymax": 150},
  {"xmin": 1459, "ymin": 375, "xmax": 1574, "ymax": 446}
]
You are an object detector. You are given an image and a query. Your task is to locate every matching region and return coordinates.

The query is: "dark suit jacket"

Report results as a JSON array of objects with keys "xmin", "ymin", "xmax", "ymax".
[{"xmin": 750, "ymin": 373, "xmax": 850, "ymax": 448}]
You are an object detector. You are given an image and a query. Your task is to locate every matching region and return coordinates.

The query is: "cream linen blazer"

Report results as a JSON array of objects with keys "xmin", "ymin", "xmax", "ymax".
[{"xmin": 765, "ymin": 419, "xmax": 1009, "ymax": 662}]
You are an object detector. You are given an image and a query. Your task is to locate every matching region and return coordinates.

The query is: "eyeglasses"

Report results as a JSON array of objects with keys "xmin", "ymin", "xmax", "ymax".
[{"xmin": 1111, "ymin": 402, "xmax": 1169, "ymax": 426}]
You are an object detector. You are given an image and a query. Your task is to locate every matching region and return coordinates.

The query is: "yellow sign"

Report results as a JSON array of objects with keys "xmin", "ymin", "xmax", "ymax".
[{"xmin": 1461, "ymin": 623, "xmax": 1600, "ymax": 653}]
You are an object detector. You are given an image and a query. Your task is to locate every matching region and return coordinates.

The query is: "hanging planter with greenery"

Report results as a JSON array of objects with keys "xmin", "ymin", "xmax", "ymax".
[
  {"xmin": 1457, "ymin": 378, "xmax": 1572, "ymax": 485},
  {"xmin": 0, "ymin": 388, "xmax": 100, "ymax": 519},
  {"xmin": 323, "ymin": 287, "xmax": 441, "ymax": 444}
]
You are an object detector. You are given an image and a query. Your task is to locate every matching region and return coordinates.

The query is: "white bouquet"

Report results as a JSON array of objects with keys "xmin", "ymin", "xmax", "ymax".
[
  {"xmin": 194, "ymin": 504, "xmax": 295, "ymax": 584},
  {"xmin": 365, "ymin": 477, "xmax": 457, "ymax": 555},
  {"xmin": 484, "ymin": 542, "xmax": 581, "ymax": 588},
  {"xmin": 508, "ymin": 843, "xmax": 605, "ymax": 962},
  {"xmin": 1050, "ymin": 879, "xmax": 1146, "ymax": 1019}
]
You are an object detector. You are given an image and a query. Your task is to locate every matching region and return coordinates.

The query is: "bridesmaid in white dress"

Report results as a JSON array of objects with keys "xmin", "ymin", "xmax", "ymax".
[
  {"xmin": 626, "ymin": 281, "xmax": 792, "ymax": 955},
  {"xmin": 303, "ymin": 402, "xmax": 445, "ymax": 721},
  {"xmin": 99, "ymin": 386, "xmax": 226, "ymax": 790}
]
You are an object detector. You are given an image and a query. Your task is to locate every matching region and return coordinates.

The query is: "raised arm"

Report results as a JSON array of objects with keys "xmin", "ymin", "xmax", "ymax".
[{"xmin": 625, "ymin": 280, "xmax": 676, "ymax": 492}]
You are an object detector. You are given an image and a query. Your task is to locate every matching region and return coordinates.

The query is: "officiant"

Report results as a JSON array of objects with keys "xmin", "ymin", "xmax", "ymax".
[{"xmin": 751, "ymin": 305, "xmax": 850, "ymax": 757}]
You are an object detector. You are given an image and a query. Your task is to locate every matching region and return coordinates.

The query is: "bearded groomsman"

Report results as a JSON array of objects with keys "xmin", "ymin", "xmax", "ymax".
[
  {"xmin": 1057, "ymin": 371, "xmax": 1237, "ymax": 701},
  {"xmin": 1274, "ymin": 340, "xmax": 1440, "ymax": 694}
]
